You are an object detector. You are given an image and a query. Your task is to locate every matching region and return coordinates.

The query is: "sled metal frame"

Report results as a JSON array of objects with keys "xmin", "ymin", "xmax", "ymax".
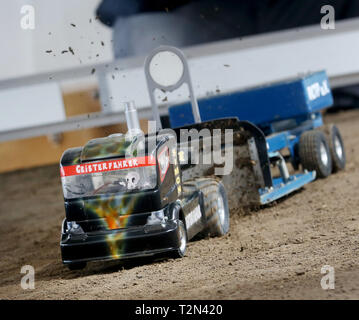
[
  {"xmin": 258, "ymin": 113, "xmax": 323, "ymax": 204},
  {"xmin": 259, "ymin": 171, "xmax": 316, "ymax": 204}
]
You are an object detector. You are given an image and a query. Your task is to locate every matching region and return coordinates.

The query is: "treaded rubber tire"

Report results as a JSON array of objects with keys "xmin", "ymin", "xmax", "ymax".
[
  {"xmin": 170, "ymin": 220, "xmax": 187, "ymax": 259},
  {"xmin": 322, "ymin": 124, "xmax": 346, "ymax": 172},
  {"xmin": 67, "ymin": 262, "xmax": 87, "ymax": 271},
  {"xmin": 299, "ymin": 130, "xmax": 332, "ymax": 178},
  {"xmin": 198, "ymin": 179, "xmax": 230, "ymax": 237}
]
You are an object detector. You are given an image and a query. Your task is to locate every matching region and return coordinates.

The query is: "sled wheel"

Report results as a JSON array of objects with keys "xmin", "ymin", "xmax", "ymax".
[
  {"xmin": 299, "ymin": 130, "xmax": 332, "ymax": 178},
  {"xmin": 201, "ymin": 179, "xmax": 230, "ymax": 237},
  {"xmin": 322, "ymin": 124, "xmax": 346, "ymax": 172},
  {"xmin": 67, "ymin": 262, "xmax": 87, "ymax": 271},
  {"xmin": 171, "ymin": 220, "xmax": 187, "ymax": 258}
]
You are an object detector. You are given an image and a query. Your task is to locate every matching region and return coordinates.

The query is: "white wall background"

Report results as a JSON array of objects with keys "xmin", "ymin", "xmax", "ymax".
[{"xmin": 0, "ymin": 0, "xmax": 113, "ymax": 80}]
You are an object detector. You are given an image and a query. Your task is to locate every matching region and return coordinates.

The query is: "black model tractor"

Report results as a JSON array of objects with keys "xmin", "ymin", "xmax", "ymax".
[{"xmin": 60, "ymin": 122, "xmax": 255, "ymax": 270}]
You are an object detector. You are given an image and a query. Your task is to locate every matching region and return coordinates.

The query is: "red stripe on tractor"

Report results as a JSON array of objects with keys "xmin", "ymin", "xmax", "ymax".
[{"xmin": 60, "ymin": 156, "xmax": 156, "ymax": 177}]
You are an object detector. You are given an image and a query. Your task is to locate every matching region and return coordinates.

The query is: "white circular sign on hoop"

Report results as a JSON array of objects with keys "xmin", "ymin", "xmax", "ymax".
[
  {"xmin": 144, "ymin": 46, "xmax": 201, "ymax": 130},
  {"xmin": 148, "ymin": 51, "xmax": 184, "ymax": 88}
]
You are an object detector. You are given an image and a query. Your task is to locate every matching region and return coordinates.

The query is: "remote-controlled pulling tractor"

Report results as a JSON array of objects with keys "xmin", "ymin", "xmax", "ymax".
[{"xmin": 60, "ymin": 47, "xmax": 345, "ymax": 270}]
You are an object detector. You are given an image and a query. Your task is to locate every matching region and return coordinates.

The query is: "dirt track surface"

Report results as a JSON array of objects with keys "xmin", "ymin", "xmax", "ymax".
[{"xmin": 1, "ymin": 109, "xmax": 359, "ymax": 300}]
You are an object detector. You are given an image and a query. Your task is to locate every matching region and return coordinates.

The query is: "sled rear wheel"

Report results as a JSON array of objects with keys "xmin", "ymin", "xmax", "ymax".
[
  {"xmin": 322, "ymin": 124, "xmax": 346, "ymax": 172},
  {"xmin": 299, "ymin": 130, "xmax": 332, "ymax": 178}
]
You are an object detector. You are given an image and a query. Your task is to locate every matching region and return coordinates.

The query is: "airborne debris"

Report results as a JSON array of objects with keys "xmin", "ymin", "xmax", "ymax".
[
  {"xmin": 45, "ymin": 50, "xmax": 52, "ymax": 53},
  {"xmin": 68, "ymin": 47, "xmax": 74, "ymax": 55},
  {"xmin": 295, "ymin": 270, "xmax": 305, "ymax": 276},
  {"xmin": 61, "ymin": 50, "xmax": 68, "ymax": 54},
  {"xmin": 101, "ymin": 41, "xmax": 105, "ymax": 46},
  {"xmin": 91, "ymin": 68, "xmax": 96, "ymax": 74},
  {"xmin": 70, "ymin": 23, "xmax": 76, "ymax": 27},
  {"xmin": 224, "ymin": 64, "xmax": 230, "ymax": 67}
]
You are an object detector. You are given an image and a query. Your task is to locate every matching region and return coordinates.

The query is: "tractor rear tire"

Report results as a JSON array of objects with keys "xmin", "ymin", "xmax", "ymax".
[
  {"xmin": 299, "ymin": 130, "xmax": 332, "ymax": 178},
  {"xmin": 199, "ymin": 179, "xmax": 230, "ymax": 237}
]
